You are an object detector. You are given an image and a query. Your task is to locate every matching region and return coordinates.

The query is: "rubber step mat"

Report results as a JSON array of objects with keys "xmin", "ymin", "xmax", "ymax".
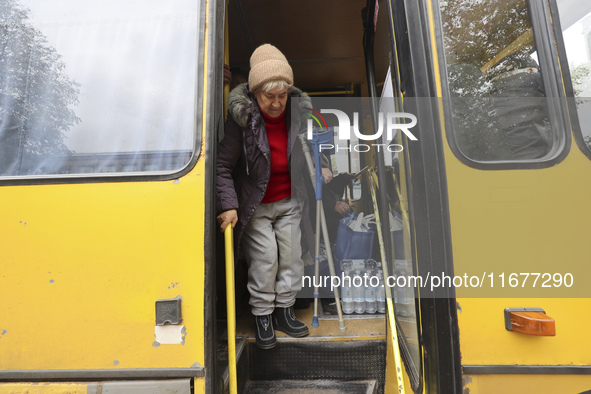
[
  {"xmin": 247, "ymin": 341, "xmax": 386, "ymax": 385},
  {"xmin": 242, "ymin": 379, "xmax": 378, "ymax": 394}
]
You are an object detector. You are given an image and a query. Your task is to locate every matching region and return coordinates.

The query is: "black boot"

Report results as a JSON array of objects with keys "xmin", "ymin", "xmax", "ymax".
[
  {"xmin": 254, "ymin": 315, "xmax": 276, "ymax": 349},
  {"xmin": 273, "ymin": 306, "xmax": 309, "ymax": 337}
]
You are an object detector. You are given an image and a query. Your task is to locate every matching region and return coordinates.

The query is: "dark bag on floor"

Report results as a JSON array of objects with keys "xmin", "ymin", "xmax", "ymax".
[{"xmin": 335, "ymin": 212, "xmax": 374, "ymax": 260}]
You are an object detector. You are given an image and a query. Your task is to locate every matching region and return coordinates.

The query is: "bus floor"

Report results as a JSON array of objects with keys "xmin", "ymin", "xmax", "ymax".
[{"xmin": 235, "ymin": 299, "xmax": 387, "ymax": 342}]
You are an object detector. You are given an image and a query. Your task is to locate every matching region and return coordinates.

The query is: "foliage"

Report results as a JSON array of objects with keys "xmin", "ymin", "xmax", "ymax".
[
  {"xmin": 571, "ymin": 63, "xmax": 591, "ymax": 98},
  {"xmin": 0, "ymin": 0, "xmax": 80, "ymax": 158},
  {"xmin": 441, "ymin": 0, "xmax": 532, "ymax": 70}
]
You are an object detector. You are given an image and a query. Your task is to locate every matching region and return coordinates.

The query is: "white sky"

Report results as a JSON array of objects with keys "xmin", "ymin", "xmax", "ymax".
[
  {"xmin": 562, "ymin": 11, "xmax": 591, "ymax": 67},
  {"xmin": 23, "ymin": 0, "xmax": 200, "ymax": 153}
]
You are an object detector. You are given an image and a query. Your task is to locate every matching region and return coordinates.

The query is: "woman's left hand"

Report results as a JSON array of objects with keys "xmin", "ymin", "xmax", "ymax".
[{"xmin": 334, "ymin": 201, "xmax": 351, "ymax": 216}]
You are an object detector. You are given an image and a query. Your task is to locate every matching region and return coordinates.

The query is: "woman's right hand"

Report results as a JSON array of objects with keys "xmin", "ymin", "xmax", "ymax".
[{"xmin": 217, "ymin": 209, "xmax": 238, "ymax": 232}]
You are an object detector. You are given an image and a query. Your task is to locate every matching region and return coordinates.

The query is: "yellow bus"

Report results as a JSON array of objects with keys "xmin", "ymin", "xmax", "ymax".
[{"xmin": 1, "ymin": 0, "xmax": 591, "ymax": 393}]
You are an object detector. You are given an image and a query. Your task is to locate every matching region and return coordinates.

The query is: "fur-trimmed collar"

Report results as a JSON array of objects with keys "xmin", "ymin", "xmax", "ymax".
[{"xmin": 227, "ymin": 83, "xmax": 312, "ymax": 129}]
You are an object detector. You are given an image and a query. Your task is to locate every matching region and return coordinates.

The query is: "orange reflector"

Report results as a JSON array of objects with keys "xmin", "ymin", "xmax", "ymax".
[{"xmin": 504, "ymin": 308, "xmax": 556, "ymax": 336}]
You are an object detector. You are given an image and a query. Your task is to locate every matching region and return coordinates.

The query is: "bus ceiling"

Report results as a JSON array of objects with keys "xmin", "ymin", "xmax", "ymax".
[{"xmin": 226, "ymin": 0, "xmax": 390, "ymax": 96}]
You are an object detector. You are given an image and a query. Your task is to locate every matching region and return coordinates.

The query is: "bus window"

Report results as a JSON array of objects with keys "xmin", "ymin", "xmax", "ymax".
[
  {"xmin": 0, "ymin": 0, "xmax": 200, "ymax": 179},
  {"xmin": 440, "ymin": 0, "xmax": 561, "ymax": 163},
  {"xmin": 555, "ymin": 0, "xmax": 591, "ymax": 154}
]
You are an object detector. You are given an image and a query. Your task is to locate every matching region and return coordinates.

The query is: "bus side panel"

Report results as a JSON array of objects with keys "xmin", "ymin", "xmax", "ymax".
[
  {"xmin": 464, "ymin": 374, "xmax": 591, "ymax": 393},
  {"xmin": 444, "ymin": 140, "xmax": 591, "ymax": 384},
  {"xmin": 0, "ymin": 379, "xmax": 193, "ymax": 393},
  {"xmin": 0, "ymin": 383, "xmax": 88, "ymax": 394},
  {"xmin": 0, "ymin": 163, "xmax": 205, "ymax": 370}
]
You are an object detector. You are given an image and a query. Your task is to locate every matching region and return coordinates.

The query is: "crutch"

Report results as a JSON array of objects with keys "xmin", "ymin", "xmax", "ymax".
[
  {"xmin": 299, "ymin": 133, "xmax": 346, "ymax": 332},
  {"xmin": 309, "ymin": 129, "xmax": 327, "ymax": 328}
]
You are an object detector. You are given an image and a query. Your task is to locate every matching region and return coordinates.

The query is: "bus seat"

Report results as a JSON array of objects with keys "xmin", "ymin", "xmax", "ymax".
[{"xmin": 488, "ymin": 67, "xmax": 552, "ymax": 160}]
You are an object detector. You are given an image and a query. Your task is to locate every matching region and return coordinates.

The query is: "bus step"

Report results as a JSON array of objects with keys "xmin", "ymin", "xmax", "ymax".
[{"xmin": 242, "ymin": 379, "xmax": 378, "ymax": 394}]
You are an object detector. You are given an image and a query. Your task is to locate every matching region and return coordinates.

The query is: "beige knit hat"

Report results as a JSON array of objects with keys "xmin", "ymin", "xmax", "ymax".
[{"xmin": 248, "ymin": 44, "xmax": 293, "ymax": 92}]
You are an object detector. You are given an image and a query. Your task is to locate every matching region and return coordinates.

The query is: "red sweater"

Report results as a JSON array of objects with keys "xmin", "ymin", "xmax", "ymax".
[{"xmin": 260, "ymin": 108, "xmax": 292, "ymax": 203}]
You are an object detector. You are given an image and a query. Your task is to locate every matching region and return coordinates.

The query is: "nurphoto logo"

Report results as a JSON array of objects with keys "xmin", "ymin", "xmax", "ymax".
[{"xmin": 305, "ymin": 108, "xmax": 418, "ymax": 153}]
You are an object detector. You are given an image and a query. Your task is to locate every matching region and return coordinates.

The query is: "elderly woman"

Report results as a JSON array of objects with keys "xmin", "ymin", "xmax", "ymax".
[{"xmin": 216, "ymin": 44, "xmax": 331, "ymax": 349}]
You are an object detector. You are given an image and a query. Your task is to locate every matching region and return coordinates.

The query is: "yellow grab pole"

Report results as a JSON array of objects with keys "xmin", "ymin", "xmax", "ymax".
[
  {"xmin": 214, "ymin": 0, "xmax": 237, "ymax": 391},
  {"xmin": 224, "ymin": 224, "xmax": 238, "ymax": 394},
  {"xmin": 222, "ymin": 2, "xmax": 237, "ymax": 393},
  {"xmin": 368, "ymin": 169, "xmax": 406, "ymax": 394}
]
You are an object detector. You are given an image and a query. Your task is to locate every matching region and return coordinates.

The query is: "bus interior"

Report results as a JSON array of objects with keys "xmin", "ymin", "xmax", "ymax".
[{"xmin": 220, "ymin": 0, "xmax": 591, "ymax": 392}]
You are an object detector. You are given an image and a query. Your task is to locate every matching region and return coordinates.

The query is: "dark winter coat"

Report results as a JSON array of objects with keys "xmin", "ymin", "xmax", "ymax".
[{"xmin": 216, "ymin": 83, "xmax": 317, "ymax": 258}]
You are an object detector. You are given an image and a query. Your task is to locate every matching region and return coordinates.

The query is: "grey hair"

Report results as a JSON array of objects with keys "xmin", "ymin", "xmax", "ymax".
[{"xmin": 259, "ymin": 80, "xmax": 293, "ymax": 93}]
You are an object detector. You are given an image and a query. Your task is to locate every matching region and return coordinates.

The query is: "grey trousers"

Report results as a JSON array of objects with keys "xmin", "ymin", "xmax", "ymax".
[{"xmin": 242, "ymin": 196, "xmax": 304, "ymax": 316}]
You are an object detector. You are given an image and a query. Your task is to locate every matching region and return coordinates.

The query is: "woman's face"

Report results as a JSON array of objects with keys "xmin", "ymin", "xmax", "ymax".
[{"xmin": 255, "ymin": 86, "xmax": 288, "ymax": 118}]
